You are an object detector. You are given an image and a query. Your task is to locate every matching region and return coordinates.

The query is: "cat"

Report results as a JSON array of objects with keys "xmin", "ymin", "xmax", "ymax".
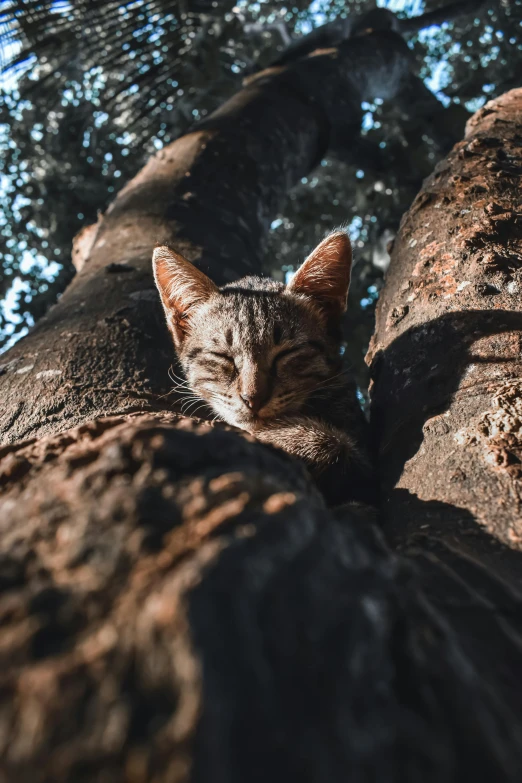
[{"xmin": 152, "ymin": 230, "xmax": 371, "ymax": 504}]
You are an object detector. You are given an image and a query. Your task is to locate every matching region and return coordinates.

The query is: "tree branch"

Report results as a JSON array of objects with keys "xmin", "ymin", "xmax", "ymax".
[
  {"xmin": 399, "ymin": 0, "xmax": 490, "ymax": 32},
  {"xmin": 264, "ymin": 1, "xmax": 490, "ymax": 71}
]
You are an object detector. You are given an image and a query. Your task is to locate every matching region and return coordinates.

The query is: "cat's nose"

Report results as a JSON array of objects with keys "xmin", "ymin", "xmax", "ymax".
[{"xmin": 240, "ymin": 392, "xmax": 265, "ymax": 414}]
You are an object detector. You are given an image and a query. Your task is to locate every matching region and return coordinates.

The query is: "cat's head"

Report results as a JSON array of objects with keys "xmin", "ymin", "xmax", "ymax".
[{"xmin": 153, "ymin": 231, "xmax": 352, "ymax": 430}]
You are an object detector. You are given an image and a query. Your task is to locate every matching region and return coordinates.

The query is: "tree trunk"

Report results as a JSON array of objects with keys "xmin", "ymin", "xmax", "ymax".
[
  {"xmin": 1, "ymin": 29, "xmax": 522, "ymax": 783},
  {"xmin": 370, "ymin": 87, "xmax": 522, "ymax": 557},
  {"xmin": 369, "ymin": 86, "xmax": 522, "ymax": 734}
]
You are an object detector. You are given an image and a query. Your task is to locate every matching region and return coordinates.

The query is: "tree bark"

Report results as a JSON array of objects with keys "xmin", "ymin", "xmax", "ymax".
[
  {"xmin": 370, "ymin": 87, "xmax": 522, "ymax": 555},
  {"xmin": 2, "ymin": 31, "xmax": 522, "ymax": 783},
  {"xmin": 2, "ymin": 412, "xmax": 521, "ymax": 782},
  {"xmin": 369, "ymin": 87, "xmax": 522, "ymax": 730}
]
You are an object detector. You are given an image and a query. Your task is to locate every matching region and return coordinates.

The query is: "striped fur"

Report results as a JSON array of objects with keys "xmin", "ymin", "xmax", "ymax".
[{"xmin": 153, "ymin": 232, "xmax": 367, "ymax": 489}]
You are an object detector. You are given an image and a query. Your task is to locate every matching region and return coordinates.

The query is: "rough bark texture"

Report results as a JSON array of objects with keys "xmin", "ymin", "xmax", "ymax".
[
  {"xmin": 2, "ymin": 414, "xmax": 522, "ymax": 783},
  {"xmin": 368, "ymin": 88, "xmax": 522, "ymax": 739},
  {"xmin": 370, "ymin": 88, "xmax": 522, "ymax": 553},
  {"xmin": 2, "ymin": 26, "xmax": 522, "ymax": 783},
  {"xmin": 0, "ymin": 413, "xmax": 314, "ymax": 781}
]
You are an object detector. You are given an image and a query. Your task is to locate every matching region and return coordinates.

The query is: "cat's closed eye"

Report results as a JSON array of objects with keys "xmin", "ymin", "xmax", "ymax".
[
  {"xmin": 209, "ymin": 351, "xmax": 235, "ymax": 363},
  {"xmin": 272, "ymin": 346, "xmax": 304, "ymax": 368},
  {"xmin": 205, "ymin": 352, "xmax": 237, "ymax": 372},
  {"xmin": 271, "ymin": 343, "xmax": 319, "ymax": 373}
]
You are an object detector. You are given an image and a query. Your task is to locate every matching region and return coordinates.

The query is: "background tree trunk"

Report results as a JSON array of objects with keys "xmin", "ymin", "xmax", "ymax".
[{"xmin": 2, "ymin": 26, "xmax": 522, "ymax": 783}]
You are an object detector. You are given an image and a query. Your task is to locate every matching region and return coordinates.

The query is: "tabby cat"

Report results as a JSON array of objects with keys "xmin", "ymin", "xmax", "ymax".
[{"xmin": 153, "ymin": 231, "xmax": 371, "ymax": 503}]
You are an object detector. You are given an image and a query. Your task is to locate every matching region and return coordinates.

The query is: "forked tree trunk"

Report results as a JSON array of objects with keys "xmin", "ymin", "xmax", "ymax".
[{"xmin": 1, "ymin": 28, "xmax": 522, "ymax": 783}]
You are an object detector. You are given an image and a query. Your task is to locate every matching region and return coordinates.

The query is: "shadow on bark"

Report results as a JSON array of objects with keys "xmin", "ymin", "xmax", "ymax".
[
  {"xmin": 368, "ymin": 305, "xmax": 522, "ymax": 774},
  {"xmin": 370, "ymin": 309, "xmax": 522, "ymax": 492},
  {"xmin": 2, "ymin": 413, "xmax": 522, "ymax": 781},
  {"xmin": 190, "ymin": 497, "xmax": 522, "ymax": 783},
  {"xmin": 370, "ymin": 307, "xmax": 522, "ymax": 589},
  {"xmin": 384, "ymin": 490, "xmax": 522, "ymax": 732}
]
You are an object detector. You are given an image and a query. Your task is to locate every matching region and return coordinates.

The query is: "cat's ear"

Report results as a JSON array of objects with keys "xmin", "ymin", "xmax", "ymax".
[
  {"xmin": 288, "ymin": 231, "xmax": 352, "ymax": 319},
  {"xmin": 153, "ymin": 245, "xmax": 218, "ymax": 348}
]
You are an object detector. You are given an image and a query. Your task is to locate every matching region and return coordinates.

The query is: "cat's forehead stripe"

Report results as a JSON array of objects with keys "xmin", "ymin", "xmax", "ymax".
[{"xmin": 217, "ymin": 294, "xmax": 302, "ymax": 342}]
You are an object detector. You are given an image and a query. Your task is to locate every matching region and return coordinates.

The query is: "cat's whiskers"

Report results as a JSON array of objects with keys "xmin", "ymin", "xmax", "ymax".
[
  {"xmin": 180, "ymin": 394, "xmax": 204, "ymax": 414},
  {"xmin": 173, "ymin": 387, "xmax": 194, "ymax": 401},
  {"xmin": 158, "ymin": 381, "xmax": 192, "ymax": 401},
  {"xmin": 172, "ymin": 378, "xmax": 192, "ymax": 391},
  {"xmin": 168, "ymin": 366, "xmax": 189, "ymax": 386},
  {"xmin": 181, "ymin": 383, "xmax": 225, "ymax": 416},
  {"xmin": 180, "ymin": 402, "xmax": 198, "ymax": 415},
  {"xmin": 175, "ymin": 384, "xmax": 198, "ymax": 397},
  {"xmin": 198, "ymin": 386, "xmax": 233, "ymax": 411},
  {"xmin": 156, "ymin": 367, "xmax": 193, "ymax": 401},
  {"xmin": 187, "ymin": 402, "xmax": 210, "ymax": 419},
  {"xmin": 182, "ymin": 403, "xmax": 207, "ymax": 418},
  {"xmin": 157, "ymin": 388, "xmax": 178, "ymax": 400},
  {"xmin": 179, "ymin": 390, "xmax": 202, "ymax": 405},
  {"xmin": 311, "ymin": 369, "xmax": 350, "ymax": 391}
]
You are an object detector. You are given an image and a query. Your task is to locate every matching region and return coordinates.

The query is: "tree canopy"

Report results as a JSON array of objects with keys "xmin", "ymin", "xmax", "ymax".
[{"xmin": 1, "ymin": 0, "xmax": 521, "ymax": 386}]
